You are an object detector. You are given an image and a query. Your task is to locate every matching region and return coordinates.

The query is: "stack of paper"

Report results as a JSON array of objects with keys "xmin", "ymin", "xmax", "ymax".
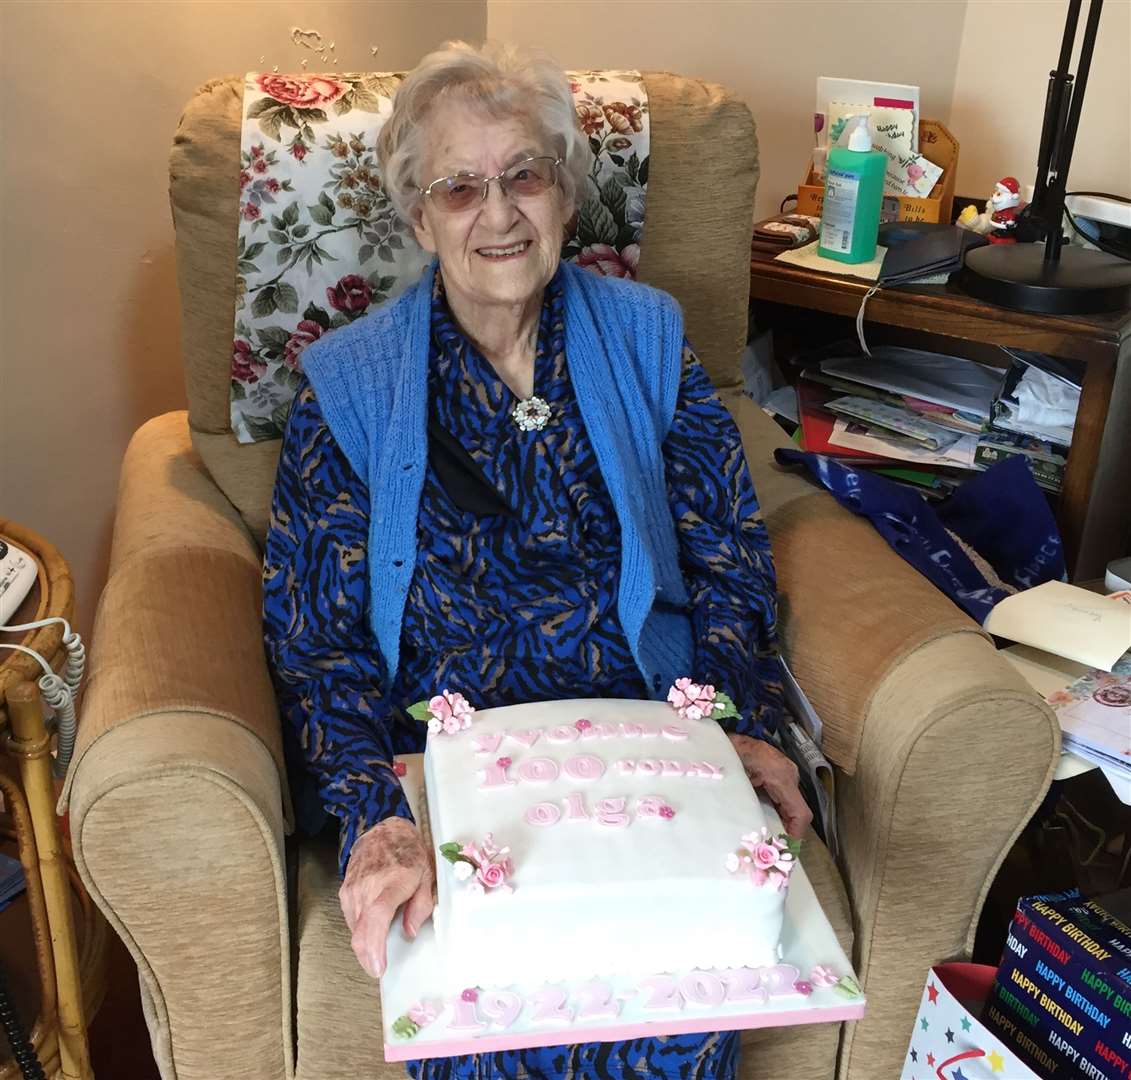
[{"xmin": 0, "ymin": 853, "xmax": 25, "ymax": 912}]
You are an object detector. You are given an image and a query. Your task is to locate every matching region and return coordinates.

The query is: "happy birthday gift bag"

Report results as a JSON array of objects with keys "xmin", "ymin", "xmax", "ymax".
[{"xmin": 900, "ymin": 963, "xmax": 1040, "ymax": 1080}]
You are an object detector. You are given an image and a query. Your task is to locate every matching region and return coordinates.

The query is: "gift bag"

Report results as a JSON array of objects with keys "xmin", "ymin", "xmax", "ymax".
[{"xmin": 900, "ymin": 963, "xmax": 1040, "ymax": 1080}]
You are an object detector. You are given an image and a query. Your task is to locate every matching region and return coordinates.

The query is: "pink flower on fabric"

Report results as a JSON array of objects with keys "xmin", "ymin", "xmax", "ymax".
[
  {"xmin": 575, "ymin": 243, "xmax": 640, "ymax": 280},
  {"xmin": 241, "ymin": 202, "xmax": 262, "ymax": 222},
  {"xmin": 282, "ymin": 319, "xmax": 323, "ymax": 372},
  {"xmin": 752, "ymin": 843, "xmax": 779, "ymax": 870},
  {"xmin": 239, "ymin": 170, "xmax": 252, "ymax": 189},
  {"xmin": 810, "ymin": 965, "xmax": 839, "ymax": 988},
  {"xmin": 231, "ymin": 339, "xmax": 266, "ymax": 383},
  {"xmin": 256, "ymin": 73, "xmax": 346, "ymax": 108},
  {"xmin": 252, "ymin": 157, "xmax": 269, "ymax": 174}
]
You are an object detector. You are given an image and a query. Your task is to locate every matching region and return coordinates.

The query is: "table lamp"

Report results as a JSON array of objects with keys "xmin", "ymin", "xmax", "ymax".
[{"xmin": 960, "ymin": 0, "xmax": 1131, "ymax": 315}]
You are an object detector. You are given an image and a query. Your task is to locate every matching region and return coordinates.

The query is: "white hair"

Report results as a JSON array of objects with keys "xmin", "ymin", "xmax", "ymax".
[{"xmin": 377, "ymin": 40, "xmax": 590, "ymax": 224}]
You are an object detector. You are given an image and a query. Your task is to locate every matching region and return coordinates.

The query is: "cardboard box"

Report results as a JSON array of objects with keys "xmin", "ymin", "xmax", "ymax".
[
  {"xmin": 982, "ymin": 889, "xmax": 1131, "ymax": 1079},
  {"xmin": 798, "ymin": 119, "xmax": 959, "ymax": 225}
]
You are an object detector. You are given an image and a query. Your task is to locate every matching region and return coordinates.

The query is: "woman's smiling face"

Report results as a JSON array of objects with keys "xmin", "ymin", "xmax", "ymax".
[{"xmin": 412, "ymin": 100, "xmax": 571, "ymax": 315}]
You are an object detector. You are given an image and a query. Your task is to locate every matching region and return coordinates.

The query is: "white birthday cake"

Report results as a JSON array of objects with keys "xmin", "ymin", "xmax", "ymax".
[{"xmin": 421, "ymin": 690, "xmax": 797, "ymax": 994}]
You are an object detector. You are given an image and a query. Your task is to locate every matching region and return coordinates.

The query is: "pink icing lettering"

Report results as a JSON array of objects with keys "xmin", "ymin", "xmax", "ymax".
[
  {"xmin": 479, "ymin": 990, "xmax": 523, "ymax": 1029},
  {"xmin": 448, "ymin": 996, "xmax": 486, "ymax": 1032},
  {"xmin": 615, "ymin": 759, "xmax": 635, "ymax": 774},
  {"xmin": 636, "ymin": 759, "xmax": 662, "ymax": 776},
  {"xmin": 563, "ymin": 754, "xmax": 606, "ymax": 781},
  {"xmin": 591, "ymin": 723, "xmax": 619, "ymax": 739},
  {"xmin": 524, "ymin": 802, "xmax": 562, "ymax": 827},
  {"xmin": 479, "ymin": 761, "xmax": 516, "ymax": 789},
  {"xmin": 619, "ymin": 722, "xmax": 646, "ymax": 739},
  {"xmin": 638, "ymin": 976, "xmax": 683, "ymax": 1011},
  {"xmin": 576, "ymin": 980, "xmax": 620, "ymax": 1020},
  {"xmin": 594, "ymin": 797, "xmax": 630, "ymax": 827},
  {"xmin": 680, "ymin": 972, "xmax": 725, "ymax": 1007},
  {"xmin": 762, "ymin": 964, "xmax": 802, "ymax": 996},
  {"xmin": 472, "ymin": 732, "xmax": 504, "ymax": 755},
  {"xmin": 661, "ymin": 760, "xmax": 686, "ymax": 777},
  {"xmin": 517, "ymin": 757, "xmax": 560, "ymax": 783},
  {"xmin": 635, "ymin": 795, "xmax": 669, "ymax": 819},
  {"xmin": 662, "ymin": 725, "xmax": 689, "ymax": 741},
  {"xmin": 507, "ymin": 728, "xmax": 541, "ymax": 748},
  {"xmin": 720, "ymin": 968, "xmax": 769, "ymax": 1004},
  {"xmin": 687, "ymin": 761, "xmax": 724, "ymax": 780},
  {"xmin": 563, "ymin": 791, "xmax": 590, "ymax": 821},
  {"xmin": 545, "ymin": 725, "xmax": 579, "ymax": 744},
  {"xmin": 529, "ymin": 987, "xmax": 574, "ymax": 1023}
]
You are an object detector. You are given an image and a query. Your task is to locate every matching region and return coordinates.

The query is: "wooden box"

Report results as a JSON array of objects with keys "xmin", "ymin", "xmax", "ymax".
[{"xmin": 798, "ymin": 119, "xmax": 959, "ymax": 225}]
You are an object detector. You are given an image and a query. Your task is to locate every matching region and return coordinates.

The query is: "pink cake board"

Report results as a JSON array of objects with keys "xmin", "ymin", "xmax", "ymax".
[{"xmin": 380, "ymin": 755, "xmax": 865, "ymax": 1062}]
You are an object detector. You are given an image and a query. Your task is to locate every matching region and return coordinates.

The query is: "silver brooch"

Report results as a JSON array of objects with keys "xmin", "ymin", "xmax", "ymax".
[{"xmin": 512, "ymin": 396, "xmax": 551, "ymax": 432}]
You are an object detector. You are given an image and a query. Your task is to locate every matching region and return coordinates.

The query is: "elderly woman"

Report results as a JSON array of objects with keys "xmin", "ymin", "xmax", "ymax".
[{"xmin": 264, "ymin": 40, "xmax": 810, "ymax": 1080}]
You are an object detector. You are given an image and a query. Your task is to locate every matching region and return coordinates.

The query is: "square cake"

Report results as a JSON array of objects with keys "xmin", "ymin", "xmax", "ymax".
[{"xmin": 423, "ymin": 696, "xmax": 792, "ymax": 993}]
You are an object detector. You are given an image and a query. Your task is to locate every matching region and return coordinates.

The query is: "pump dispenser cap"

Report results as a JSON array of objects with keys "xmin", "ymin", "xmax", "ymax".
[{"xmin": 847, "ymin": 116, "xmax": 873, "ymax": 152}]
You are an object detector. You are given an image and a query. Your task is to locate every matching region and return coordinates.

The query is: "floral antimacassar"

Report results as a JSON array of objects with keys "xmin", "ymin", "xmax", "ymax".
[
  {"xmin": 725, "ymin": 827, "xmax": 801, "ymax": 890},
  {"xmin": 439, "ymin": 834, "xmax": 515, "ymax": 895}
]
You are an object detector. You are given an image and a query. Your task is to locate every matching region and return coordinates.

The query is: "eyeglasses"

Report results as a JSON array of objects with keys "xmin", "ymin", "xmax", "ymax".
[{"xmin": 418, "ymin": 156, "xmax": 562, "ymax": 213}]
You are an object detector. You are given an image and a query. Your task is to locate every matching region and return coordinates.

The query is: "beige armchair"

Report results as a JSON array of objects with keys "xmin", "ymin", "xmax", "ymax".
[{"xmin": 62, "ymin": 72, "xmax": 1060, "ymax": 1080}]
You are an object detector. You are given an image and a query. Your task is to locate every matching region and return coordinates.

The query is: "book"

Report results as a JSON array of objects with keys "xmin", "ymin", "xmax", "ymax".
[
  {"xmin": 824, "ymin": 395, "xmax": 964, "ymax": 450},
  {"xmin": 795, "ymin": 381, "xmax": 885, "ymax": 460}
]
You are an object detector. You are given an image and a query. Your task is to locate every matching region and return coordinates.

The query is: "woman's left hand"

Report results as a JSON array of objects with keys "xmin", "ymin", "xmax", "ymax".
[{"xmin": 728, "ymin": 734, "xmax": 813, "ymax": 838}]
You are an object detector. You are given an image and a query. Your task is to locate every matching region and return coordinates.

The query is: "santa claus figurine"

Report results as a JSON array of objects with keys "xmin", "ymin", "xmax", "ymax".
[{"xmin": 987, "ymin": 176, "xmax": 1025, "ymax": 244}]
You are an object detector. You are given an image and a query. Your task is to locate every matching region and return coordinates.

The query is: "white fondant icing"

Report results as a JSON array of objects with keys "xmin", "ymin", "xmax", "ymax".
[{"xmin": 424, "ymin": 699, "xmax": 787, "ymax": 991}]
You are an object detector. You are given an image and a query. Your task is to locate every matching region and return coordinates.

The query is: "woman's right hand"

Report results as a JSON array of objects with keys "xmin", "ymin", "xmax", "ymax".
[{"xmin": 339, "ymin": 815, "xmax": 435, "ymax": 978}]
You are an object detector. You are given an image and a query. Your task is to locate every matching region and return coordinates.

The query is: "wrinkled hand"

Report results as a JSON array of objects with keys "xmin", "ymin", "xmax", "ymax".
[
  {"xmin": 728, "ymin": 734, "xmax": 813, "ymax": 838},
  {"xmin": 339, "ymin": 816, "xmax": 434, "ymax": 979}
]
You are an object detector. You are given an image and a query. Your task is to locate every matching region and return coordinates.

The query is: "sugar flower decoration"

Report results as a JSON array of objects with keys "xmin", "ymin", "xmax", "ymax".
[
  {"xmin": 667, "ymin": 678, "xmax": 739, "ymax": 723},
  {"xmin": 439, "ymin": 833, "xmax": 515, "ymax": 894},
  {"xmin": 407, "ymin": 1000, "xmax": 439, "ymax": 1027},
  {"xmin": 810, "ymin": 965, "xmax": 839, "ymax": 988},
  {"xmin": 408, "ymin": 690, "xmax": 476, "ymax": 735},
  {"xmin": 726, "ymin": 827, "xmax": 801, "ymax": 890}
]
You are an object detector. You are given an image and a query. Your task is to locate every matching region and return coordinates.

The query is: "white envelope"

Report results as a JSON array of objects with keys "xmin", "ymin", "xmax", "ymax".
[{"xmin": 984, "ymin": 581, "xmax": 1131, "ymax": 672}]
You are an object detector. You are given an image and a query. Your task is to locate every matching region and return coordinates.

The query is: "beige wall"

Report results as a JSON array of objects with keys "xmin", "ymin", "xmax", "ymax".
[
  {"xmin": 951, "ymin": 0, "xmax": 1130, "ymax": 201},
  {"xmin": 488, "ymin": 0, "xmax": 971, "ymax": 219},
  {"xmin": 0, "ymin": 0, "xmax": 484, "ymax": 640}
]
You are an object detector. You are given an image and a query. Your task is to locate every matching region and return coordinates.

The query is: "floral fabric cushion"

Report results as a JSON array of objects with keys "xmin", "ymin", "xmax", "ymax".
[{"xmin": 232, "ymin": 70, "xmax": 651, "ymax": 443}]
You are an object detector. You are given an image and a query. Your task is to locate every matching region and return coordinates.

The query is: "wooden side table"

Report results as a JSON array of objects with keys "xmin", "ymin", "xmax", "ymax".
[
  {"xmin": 0, "ymin": 521, "xmax": 106, "ymax": 1080},
  {"xmin": 749, "ymin": 253, "xmax": 1131, "ymax": 580}
]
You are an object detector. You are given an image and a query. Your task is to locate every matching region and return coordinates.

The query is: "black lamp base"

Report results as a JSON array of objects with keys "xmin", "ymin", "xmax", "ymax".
[{"xmin": 960, "ymin": 242, "xmax": 1131, "ymax": 315}]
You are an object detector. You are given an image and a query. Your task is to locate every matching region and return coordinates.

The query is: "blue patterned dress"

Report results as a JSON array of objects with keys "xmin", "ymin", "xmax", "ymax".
[{"xmin": 263, "ymin": 268, "xmax": 783, "ymax": 1080}]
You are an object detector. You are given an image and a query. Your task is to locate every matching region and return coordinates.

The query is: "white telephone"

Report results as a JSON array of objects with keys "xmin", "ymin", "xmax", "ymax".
[{"xmin": 0, "ymin": 538, "xmax": 37, "ymax": 625}]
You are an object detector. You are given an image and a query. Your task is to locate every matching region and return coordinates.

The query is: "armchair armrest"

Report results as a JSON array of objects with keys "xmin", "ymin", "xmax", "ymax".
[
  {"xmin": 65, "ymin": 412, "xmax": 295, "ymax": 1080},
  {"xmin": 723, "ymin": 392, "xmax": 1059, "ymax": 1079}
]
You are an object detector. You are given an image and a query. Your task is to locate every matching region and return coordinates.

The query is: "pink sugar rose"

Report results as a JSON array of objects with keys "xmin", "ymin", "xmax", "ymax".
[
  {"xmin": 461, "ymin": 988, "xmax": 478, "ymax": 1003},
  {"xmin": 442, "ymin": 714, "xmax": 462, "ymax": 735},
  {"xmin": 477, "ymin": 862, "xmax": 508, "ymax": 889},
  {"xmin": 752, "ymin": 843, "xmax": 779, "ymax": 870},
  {"xmin": 407, "ymin": 1000, "xmax": 438, "ymax": 1027},
  {"xmin": 794, "ymin": 980, "xmax": 813, "ymax": 997}
]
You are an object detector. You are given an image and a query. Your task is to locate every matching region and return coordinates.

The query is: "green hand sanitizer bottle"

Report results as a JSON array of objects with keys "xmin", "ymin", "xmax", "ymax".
[{"xmin": 818, "ymin": 115, "xmax": 886, "ymax": 264}]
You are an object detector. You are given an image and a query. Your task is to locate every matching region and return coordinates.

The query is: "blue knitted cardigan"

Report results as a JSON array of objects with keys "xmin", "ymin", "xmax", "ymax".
[{"xmin": 302, "ymin": 258, "xmax": 692, "ymax": 699}]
